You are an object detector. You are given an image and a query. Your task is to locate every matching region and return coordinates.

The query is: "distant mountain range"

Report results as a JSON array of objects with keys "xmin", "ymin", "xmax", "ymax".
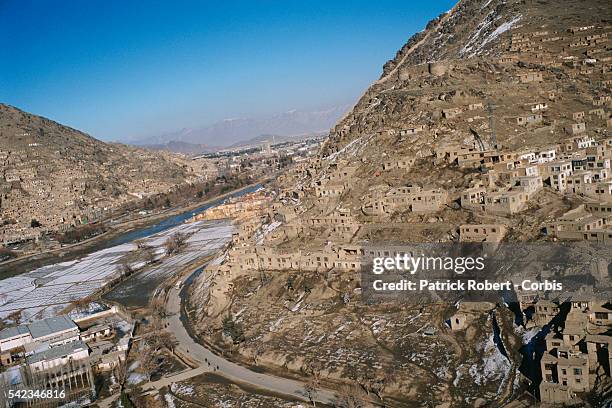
[{"xmin": 131, "ymin": 104, "xmax": 350, "ymax": 153}]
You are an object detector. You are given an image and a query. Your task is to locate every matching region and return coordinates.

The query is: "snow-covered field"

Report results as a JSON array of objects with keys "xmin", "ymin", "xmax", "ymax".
[{"xmin": 0, "ymin": 220, "xmax": 234, "ymax": 322}]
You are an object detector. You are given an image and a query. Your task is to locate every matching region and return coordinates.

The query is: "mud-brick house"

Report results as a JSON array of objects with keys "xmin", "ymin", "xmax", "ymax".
[
  {"xmin": 564, "ymin": 122, "xmax": 586, "ymax": 135},
  {"xmin": 518, "ymin": 71, "xmax": 543, "ymax": 83},
  {"xmin": 459, "ymin": 224, "xmax": 506, "ymax": 242},
  {"xmin": 484, "ymin": 189, "xmax": 528, "ymax": 215}
]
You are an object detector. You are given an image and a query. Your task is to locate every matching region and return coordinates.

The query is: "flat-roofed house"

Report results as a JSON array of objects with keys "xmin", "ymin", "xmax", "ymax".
[
  {"xmin": 26, "ymin": 341, "xmax": 89, "ymax": 373},
  {"xmin": 0, "ymin": 326, "xmax": 31, "ymax": 366},
  {"xmin": 459, "ymin": 224, "xmax": 507, "ymax": 242},
  {"xmin": 0, "ymin": 316, "xmax": 79, "ymax": 366}
]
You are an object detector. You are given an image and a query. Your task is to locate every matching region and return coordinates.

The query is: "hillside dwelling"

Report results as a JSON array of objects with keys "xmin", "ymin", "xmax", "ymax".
[
  {"xmin": 327, "ymin": 165, "xmax": 358, "ymax": 183},
  {"xmin": 488, "ymin": 166, "xmax": 519, "ymax": 186},
  {"xmin": 315, "ymin": 183, "xmax": 345, "ymax": 198},
  {"xmin": 566, "ymin": 171, "xmax": 593, "ymax": 194},
  {"xmin": 589, "ymin": 304, "xmax": 612, "ymax": 326},
  {"xmin": 459, "ymin": 224, "xmax": 507, "ymax": 243},
  {"xmin": 546, "ymin": 161, "xmax": 573, "ymax": 189},
  {"xmin": 518, "ymin": 165, "xmax": 539, "ymax": 177},
  {"xmin": 518, "ymin": 71, "xmax": 543, "ymax": 83},
  {"xmin": 382, "ymin": 157, "xmax": 416, "ymax": 170},
  {"xmin": 468, "ymin": 103, "xmax": 484, "ymax": 110},
  {"xmin": 456, "ymin": 149, "xmax": 498, "ymax": 167},
  {"xmin": 518, "ymin": 151, "xmax": 537, "ymax": 162},
  {"xmin": 498, "ymin": 55, "xmax": 518, "ymax": 64},
  {"xmin": 536, "ymin": 148, "xmax": 557, "ymax": 163},
  {"xmin": 573, "ymin": 111, "xmax": 586, "ymax": 121},
  {"xmin": 448, "ymin": 312, "xmax": 473, "ymax": 330},
  {"xmin": 400, "ymin": 125, "xmax": 425, "ymax": 136},
  {"xmin": 593, "ymin": 95, "xmax": 612, "ymax": 106},
  {"xmin": 442, "ymin": 108, "xmax": 462, "ymax": 119},
  {"xmin": 548, "ymin": 90, "xmax": 557, "ymax": 101},
  {"xmin": 583, "ymin": 181, "xmax": 612, "ymax": 201},
  {"xmin": 530, "ymin": 102, "xmax": 549, "ymax": 112},
  {"xmin": 584, "ymin": 202, "xmax": 612, "ymax": 216},
  {"xmin": 565, "ymin": 123, "xmax": 586, "ymax": 135},
  {"xmin": 572, "ymin": 157, "xmax": 588, "ymax": 172},
  {"xmin": 540, "ymin": 327, "xmax": 591, "ymax": 405},
  {"xmin": 575, "ymin": 136, "xmax": 596, "ymax": 149},
  {"xmin": 545, "ymin": 205, "xmax": 607, "ymax": 241},
  {"xmin": 517, "ymin": 175, "xmax": 543, "ymax": 198},
  {"xmin": 587, "ymin": 158, "xmax": 610, "ymax": 175},
  {"xmin": 516, "ymin": 113, "xmax": 543, "ymax": 126},
  {"xmin": 569, "ymin": 25, "xmax": 595, "ymax": 34},
  {"xmin": 410, "ymin": 189, "xmax": 448, "ymax": 213},
  {"xmin": 460, "ymin": 186, "xmax": 486, "ymax": 210},
  {"xmin": 484, "ymin": 189, "xmax": 528, "ymax": 215},
  {"xmin": 535, "ymin": 301, "xmax": 560, "ymax": 326},
  {"xmin": 588, "ymin": 108, "xmax": 606, "ymax": 119}
]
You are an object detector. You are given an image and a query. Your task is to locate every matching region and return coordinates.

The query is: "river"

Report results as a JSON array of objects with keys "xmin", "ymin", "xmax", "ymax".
[{"xmin": 0, "ymin": 185, "xmax": 259, "ymax": 321}]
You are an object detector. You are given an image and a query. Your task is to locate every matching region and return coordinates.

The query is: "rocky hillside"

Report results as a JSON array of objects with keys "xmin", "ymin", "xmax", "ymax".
[
  {"xmin": 326, "ymin": 0, "xmax": 610, "ymax": 154},
  {"xmin": 189, "ymin": 0, "xmax": 610, "ymax": 406},
  {"xmin": 0, "ymin": 104, "xmax": 199, "ymax": 242}
]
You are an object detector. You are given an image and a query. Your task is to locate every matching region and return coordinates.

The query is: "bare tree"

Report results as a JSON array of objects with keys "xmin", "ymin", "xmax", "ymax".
[
  {"xmin": 164, "ymin": 232, "xmax": 187, "ymax": 255},
  {"xmin": 142, "ymin": 246, "xmax": 157, "ymax": 264},
  {"xmin": 156, "ymin": 331, "xmax": 178, "ymax": 354},
  {"xmin": 7, "ymin": 310, "xmax": 22, "ymax": 326},
  {"xmin": 119, "ymin": 260, "xmax": 133, "ymax": 277},
  {"xmin": 113, "ymin": 359, "xmax": 128, "ymax": 389},
  {"xmin": 149, "ymin": 295, "xmax": 167, "ymax": 319},
  {"xmin": 137, "ymin": 341, "xmax": 158, "ymax": 382},
  {"xmin": 71, "ymin": 298, "xmax": 90, "ymax": 314},
  {"xmin": 304, "ymin": 378, "xmax": 319, "ymax": 407},
  {"xmin": 334, "ymin": 384, "xmax": 372, "ymax": 408}
]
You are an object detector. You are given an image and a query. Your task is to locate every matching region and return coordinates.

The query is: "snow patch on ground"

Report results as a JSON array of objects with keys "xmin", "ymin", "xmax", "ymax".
[
  {"xmin": 479, "ymin": 15, "xmax": 522, "ymax": 51},
  {"xmin": 469, "ymin": 336, "xmax": 512, "ymax": 394},
  {"xmin": 461, "ymin": 12, "xmax": 522, "ymax": 58},
  {"xmin": 164, "ymin": 393, "xmax": 176, "ymax": 408},
  {"xmin": 127, "ymin": 373, "xmax": 146, "ymax": 385},
  {"xmin": 170, "ymin": 382, "xmax": 195, "ymax": 396}
]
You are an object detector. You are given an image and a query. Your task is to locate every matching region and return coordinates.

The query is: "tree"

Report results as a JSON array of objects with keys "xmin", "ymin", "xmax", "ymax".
[
  {"xmin": 119, "ymin": 260, "xmax": 133, "ymax": 277},
  {"xmin": 334, "ymin": 384, "xmax": 371, "ymax": 408},
  {"xmin": 141, "ymin": 246, "xmax": 157, "ymax": 265},
  {"xmin": 154, "ymin": 331, "xmax": 178, "ymax": 354},
  {"xmin": 149, "ymin": 295, "xmax": 167, "ymax": 319},
  {"xmin": 7, "ymin": 310, "xmax": 22, "ymax": 325},
  {"xmin": 164, "ymin": 231, "xmax": 187, "ymax": 255},
  {"xmin": 30, "ymin": 218, "xmax": 41, "ymax": 228},
  {"xmin": 304, "ymin": 377, "xmax": 319, "ymax": 407},
  {"xmin": 113, "ymin": 360, "xmax": 128, "ymax": 389},
  {"xmin": 71, "ymin": 298, "xmax": 90, "ymax": 315},
  {"xmin": 137, "ymin": 340, "xmax": 158, "ymax": 382},
  {"xmin": 222, "ymin": 315, "xmax": 245, "ymax": 344}
]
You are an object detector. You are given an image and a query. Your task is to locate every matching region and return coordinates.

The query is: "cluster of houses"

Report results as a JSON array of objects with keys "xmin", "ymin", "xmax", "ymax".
[
  {"xmin": 0, "ymin": 306, "xmax": 133, "ymax": 406},
  {"xmin": 527, "ymin": 295, "xmax": 611, "ymax": 404},
  {"xmin": 0, "ymin": 145, "xmax": 203, "ymax": 246},
  {"xmin": 449, "ymin": 296, "xmax": 611, "ymax": 404},
  {"xmin": 191, "ymin": 191, "xmax": 272, "ymax": 222}
]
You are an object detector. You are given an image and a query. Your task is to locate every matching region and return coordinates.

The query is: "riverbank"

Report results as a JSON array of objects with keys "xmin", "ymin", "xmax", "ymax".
[{"xmin": 0, "ymin": 181, "xmax": 263, "ymax": 279}]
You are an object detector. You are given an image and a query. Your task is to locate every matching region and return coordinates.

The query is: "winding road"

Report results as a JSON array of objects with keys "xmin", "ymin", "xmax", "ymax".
[{"xmin": 155, "ymin": 273, "xmax": 338, "ymax": 405}]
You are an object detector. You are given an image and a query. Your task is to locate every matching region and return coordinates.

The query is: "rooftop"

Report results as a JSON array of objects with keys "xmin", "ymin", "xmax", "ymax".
[
  {"xmin": 28, "ymin": 316, "xmax": 77, "ymax": 339},
  {"xmin": 26, "ymin": 340, "xmax": 88, "ymax": 365},
  {"xmin": 0, "ymin": 325, "xmax": 30, "ymax": 341},
  {"xmin": 0, "ymin": 315, "xmax": 78, "ymax": 342}
]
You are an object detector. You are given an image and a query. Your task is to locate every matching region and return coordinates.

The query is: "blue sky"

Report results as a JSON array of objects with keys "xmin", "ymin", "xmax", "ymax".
[{"xmin": 0, "ymin": 1, "xmax": 455, "ymax": 142}]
